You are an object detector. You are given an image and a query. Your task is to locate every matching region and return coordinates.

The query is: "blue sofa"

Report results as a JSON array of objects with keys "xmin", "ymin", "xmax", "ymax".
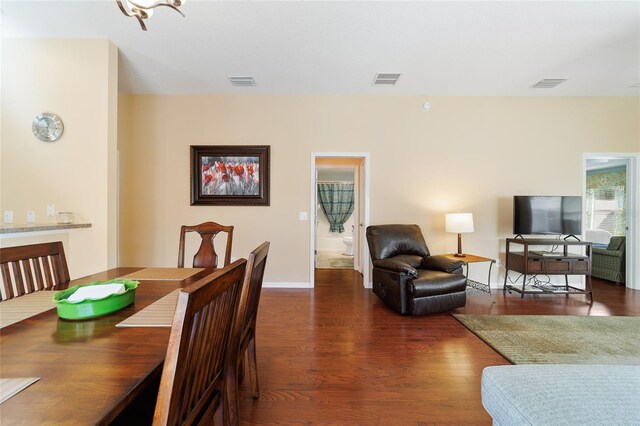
[{"xmin": 482, "ymin": 364, "xmax": 640, "ymax": 425}]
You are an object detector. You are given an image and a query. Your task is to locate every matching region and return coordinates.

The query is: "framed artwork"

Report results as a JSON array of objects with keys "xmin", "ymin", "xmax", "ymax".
[{"xmin": 190, "ymin": 145, "xmax": 270, "ymax": 206}]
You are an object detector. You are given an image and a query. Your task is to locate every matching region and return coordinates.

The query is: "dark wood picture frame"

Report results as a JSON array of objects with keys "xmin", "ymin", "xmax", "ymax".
[{"xmin": 190, "ymin": 145, "xmax": 270, "ymax": 206}]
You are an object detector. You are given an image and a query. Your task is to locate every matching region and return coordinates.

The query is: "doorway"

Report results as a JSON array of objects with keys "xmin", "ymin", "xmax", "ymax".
[
  {"xmin": 310, "ymin": 153, "xmax": 370, "ymax": 288},
  {"xmin": 315, "ymin": 165, "xmax": 357, "ymax": 269},
  {"xmin": 583, "ymin": 153, "xmax": 639, "ymax": 289}
]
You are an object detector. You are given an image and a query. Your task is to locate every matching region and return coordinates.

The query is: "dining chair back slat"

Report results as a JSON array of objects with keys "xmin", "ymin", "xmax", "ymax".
[
  {"xmin": 0, "ymin": 242, "xmax": 70, "ymax": 301},
  {"xmin": 153, "ymin": 259, "xmax": 246, "ymax": 426},
  {"xmin": 32, "ymin": 258, "xmax": 45, "ymax": 291},
  {"xmin": 1, "ymin": 263, "xmax": 13, "ymax": 299},
  {"xmin": 178, "ymin": 222, "xmax": 234, "ymax": 269},
  {"xmin": 24, "ymin": 259, "xmax": 38, "ymax": 293},
  {"xmin": 226, "ymin": 241, "xmax": 270, "ymax": 425},
  {"xmin": 10, "ymin": 262, "xmax": 25, "ymax": 297}
]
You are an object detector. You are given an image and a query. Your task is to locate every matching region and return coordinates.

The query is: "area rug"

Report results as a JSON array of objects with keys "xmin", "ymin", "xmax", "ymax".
[{"xmin": 453, "ymin": 314, "xmax": 640, "ymax": 365}]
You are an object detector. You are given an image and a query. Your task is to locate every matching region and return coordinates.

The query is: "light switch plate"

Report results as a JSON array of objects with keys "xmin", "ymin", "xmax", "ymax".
[
  {"xmin": 27, "ymin": 211, "xmax": 36, "ymax": 223},
  {"xmin": 47, "ymin": 204, "xmax": 55, "ymax": 217},
  {"xmin": 298, "ymin": 211, "xmax": 308, "ymax": 221},
  {"xmin": 4, "ymin": 210, "xmax": 14, "ymax": 224}
]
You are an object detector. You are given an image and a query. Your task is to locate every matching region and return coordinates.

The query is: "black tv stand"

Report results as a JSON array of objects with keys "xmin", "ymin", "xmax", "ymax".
[
  {"xmin": 564, "ymin": 234, "xmax": 581, "ymax": 242},
  {"xmin": 503, "ymin": 238, "xmax": 593, "ymax": 304}
]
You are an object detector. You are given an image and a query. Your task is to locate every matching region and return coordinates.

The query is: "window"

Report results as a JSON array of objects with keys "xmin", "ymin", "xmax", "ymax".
[{"xmin": 586, "ymin": 187, "xmax": 626, "ymax": 236}]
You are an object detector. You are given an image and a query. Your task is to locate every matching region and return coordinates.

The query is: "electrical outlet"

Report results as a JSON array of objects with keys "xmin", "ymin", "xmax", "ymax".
[
  {"xmin": 298, "ymin": 211, "xmax": 308, "ymax": 221},
  {"xmin": 4, "ymin": 210, "xmax": 13, "ymax": 224},
  {"xmin": 47, "ymin": 204, "xmax": 55, "ymax": 217},
  {"xmin": 27, "ymin": 211, "xmax": 36, "ymax": 223}
]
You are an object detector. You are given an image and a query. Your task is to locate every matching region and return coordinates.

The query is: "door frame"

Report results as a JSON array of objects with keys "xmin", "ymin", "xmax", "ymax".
[
  {"xmin": 583, "ymin": 152, "xmax": 639, "ymax": 289},
  {"xmin": 310, "ymin": 152, "xmax": 370, "ymax": 288}
]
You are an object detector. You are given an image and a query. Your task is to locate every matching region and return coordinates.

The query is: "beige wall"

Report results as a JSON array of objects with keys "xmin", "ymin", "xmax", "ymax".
[
  {"xmin": 118, "ymin": 95, "xmax": 639, "ymax": 284},
  {"xmin": 1, "ymin": 39, "xmax": 118, "ymax": 279},
  {"xmin": 2, "ymin": 38, "xmax": 636, "ymax": 286}
]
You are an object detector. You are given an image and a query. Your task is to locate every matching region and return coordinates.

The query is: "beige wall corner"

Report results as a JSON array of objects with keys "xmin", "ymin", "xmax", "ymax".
[
  {"xmin": 1, "ymin": 39, "xmax": 118, "ymax": 279},
  {"xmin": 107, "ymin": 41, "xmax": 119, "ymax": 269}
]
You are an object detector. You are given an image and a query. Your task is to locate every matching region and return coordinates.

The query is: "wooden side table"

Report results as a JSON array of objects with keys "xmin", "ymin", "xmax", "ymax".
[{"xmin": 441, "ymin": 253, "xmax": 496, "ymax": 294}]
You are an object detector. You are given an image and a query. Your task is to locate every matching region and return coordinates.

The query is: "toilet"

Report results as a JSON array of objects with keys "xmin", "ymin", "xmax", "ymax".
[{"xmin": 342, "ymin": 236, "xmax": 353, "ymax": 256}]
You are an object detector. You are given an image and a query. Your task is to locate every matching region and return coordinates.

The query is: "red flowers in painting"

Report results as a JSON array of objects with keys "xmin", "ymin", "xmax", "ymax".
[{"xmin": 200, "ymin": 156, "xmax": 260, "ymax": 196}]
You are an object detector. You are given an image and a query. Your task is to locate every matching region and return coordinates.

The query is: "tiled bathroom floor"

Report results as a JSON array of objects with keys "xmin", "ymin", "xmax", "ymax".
[{"xmin": 316, "ymin": 250, "xmax": 354, "ymax": 269}]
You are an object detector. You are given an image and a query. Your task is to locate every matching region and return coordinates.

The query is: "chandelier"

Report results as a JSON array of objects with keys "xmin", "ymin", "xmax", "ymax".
[{"xmin": 116, "ymin": 0, "xmax": 187, "ymax": 31}]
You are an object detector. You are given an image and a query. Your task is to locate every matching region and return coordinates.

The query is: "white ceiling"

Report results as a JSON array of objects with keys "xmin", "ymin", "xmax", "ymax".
[{"xmin": 2, "ymin": 1, "xmax": 640, "ymax": 96}]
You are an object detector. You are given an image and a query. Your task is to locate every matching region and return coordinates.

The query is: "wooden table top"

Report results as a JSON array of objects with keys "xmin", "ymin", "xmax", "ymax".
[
  {"xmin": 0, "ymin": 267, "xmax": 214, "ymax": 425},
  {"xmin": 441, "ymin": 253, "xmax": 495, "ymax": 264}
]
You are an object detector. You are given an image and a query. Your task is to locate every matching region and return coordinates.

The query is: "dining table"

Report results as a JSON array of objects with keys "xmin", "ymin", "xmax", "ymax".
[{"xmin": 0, "ymin": 266, "xmax": 215, "ymax": 425}]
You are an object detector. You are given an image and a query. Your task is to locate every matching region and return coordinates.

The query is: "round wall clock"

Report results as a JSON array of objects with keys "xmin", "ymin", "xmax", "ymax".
[{"xmin": 32, "ymin": 113, "xmax": 64, "ymax": 142}]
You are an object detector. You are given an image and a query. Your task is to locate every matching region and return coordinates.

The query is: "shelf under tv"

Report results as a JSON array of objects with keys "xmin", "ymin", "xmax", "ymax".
[
  {"xmin": 503, "ymin": 238, "xmax": 593, "ymax": 304},
  {"xmin": 506, "ymin": 284, "xmax": 590, "ymax": 295}
]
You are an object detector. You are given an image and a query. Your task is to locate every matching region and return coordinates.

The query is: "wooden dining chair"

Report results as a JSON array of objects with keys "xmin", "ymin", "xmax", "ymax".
[
  {"xmin": 178, "ymin": 222, "xmax": 234, "ymax": 268},
  {"xmin": 226, "ymin": 241, "xmax": 270, "ymax": 425},
  {"xmin": 0, "ymin": 242, "xmax": 70, "ymax": 301},
  {"xmin": 153, "ymin": 259, "xmax": 247, "ymax": 426}
]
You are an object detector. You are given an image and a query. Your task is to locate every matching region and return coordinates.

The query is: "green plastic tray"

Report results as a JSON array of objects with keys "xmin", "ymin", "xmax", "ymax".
[{"xmin": 53, "ymin": 280, "xmax": 139, "ymax": 320}]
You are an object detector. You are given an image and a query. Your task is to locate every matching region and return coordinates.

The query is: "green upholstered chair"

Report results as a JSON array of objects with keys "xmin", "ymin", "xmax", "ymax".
[{"xmin": 591, "ymin": 236, "xmax": 625, "ymax": 284}]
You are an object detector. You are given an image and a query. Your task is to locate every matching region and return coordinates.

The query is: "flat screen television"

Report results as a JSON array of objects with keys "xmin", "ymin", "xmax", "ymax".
[{"xmin": 513, "ymin": 196, "xmax": 582, "ymax": 237}]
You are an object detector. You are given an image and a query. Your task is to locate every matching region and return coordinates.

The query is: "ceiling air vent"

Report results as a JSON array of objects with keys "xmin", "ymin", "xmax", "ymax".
[
  {"xmin": 530, "ymin": 79, "xmax": 567, "ymax": 88},
  {"xmin": 373, "ymin": 73, "xmax": 401, "ymax": 86},
  {"xmin": 228, "ymin": 76, "xmax": 256, "ymax": 87}
]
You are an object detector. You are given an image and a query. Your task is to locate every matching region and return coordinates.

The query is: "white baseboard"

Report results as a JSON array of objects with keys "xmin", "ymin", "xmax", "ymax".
[
  {"xmin": 263, "ymin": 281, "xmax": 372, "ymax": 289},
  {"xmin": 263, "ymin": 281, "xmax": 312, "ymax": 289},
  {"xmin": 263, "ymin": 280, "xmax": 578, "ymax": 291}
]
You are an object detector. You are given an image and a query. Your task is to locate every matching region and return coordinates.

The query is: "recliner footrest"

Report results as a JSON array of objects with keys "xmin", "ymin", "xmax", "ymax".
[{"xmin": 409, "ymin": 270, "xmax": 467, "ymax": 298}]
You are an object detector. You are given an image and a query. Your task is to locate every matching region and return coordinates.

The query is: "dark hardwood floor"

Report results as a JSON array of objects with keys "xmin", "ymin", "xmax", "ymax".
[{"xmin": 237, "ymin": 270, "xmax": 638, "ymax": 425}]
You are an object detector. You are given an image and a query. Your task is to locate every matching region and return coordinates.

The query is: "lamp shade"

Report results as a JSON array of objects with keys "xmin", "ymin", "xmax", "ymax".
[{"xmin": 446, "ymin": 213, "xmax": 474, "ymax": 233}]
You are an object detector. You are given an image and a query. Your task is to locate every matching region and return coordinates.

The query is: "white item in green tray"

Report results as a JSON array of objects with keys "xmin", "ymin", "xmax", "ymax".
[{"xmin": 66, "ymin": 283, "xmax": 126, "ymax": 303}]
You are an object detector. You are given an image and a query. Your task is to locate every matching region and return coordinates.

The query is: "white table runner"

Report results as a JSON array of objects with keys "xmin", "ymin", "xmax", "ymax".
[
  {"xmin": 0, "ymin": 378, "xmax": 40, "ymax": 404},
  {"xmin": 116, "ymin": 290, "xmax": 179, "ymax": 327},
  {"xmin": 116, "ymin": 268, "xmax": 204, "ymax": 281},
  {"xmin": 0, "ymin": 292, "xmax": 57, "ymax": 329}
]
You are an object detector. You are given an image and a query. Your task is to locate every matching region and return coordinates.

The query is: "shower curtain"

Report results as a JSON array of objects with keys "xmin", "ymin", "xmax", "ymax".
[{"xmin": 317, "ymin": 182, "xmax": 355, "ymax": 233}]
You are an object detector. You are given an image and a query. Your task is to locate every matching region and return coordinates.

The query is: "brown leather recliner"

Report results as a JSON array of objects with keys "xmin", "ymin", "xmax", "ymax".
[{"xmin": 366, "ymin": 224, "xmax": 467, "ymax": 315}]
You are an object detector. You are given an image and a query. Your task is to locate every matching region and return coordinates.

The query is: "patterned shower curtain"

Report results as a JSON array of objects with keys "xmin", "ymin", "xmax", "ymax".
[{"xmin": 317, "ymin": 183, "xmax": 355, "ymax": 233}]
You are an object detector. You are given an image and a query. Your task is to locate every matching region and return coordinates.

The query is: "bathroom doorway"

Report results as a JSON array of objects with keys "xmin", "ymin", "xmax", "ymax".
[
  {"xmin": 310, "ymin": 153, "xmax": 370, "ymax": 288},
  {"xmin": 315, "ymin": 165, "xmax": 357, "ymax": 269}
]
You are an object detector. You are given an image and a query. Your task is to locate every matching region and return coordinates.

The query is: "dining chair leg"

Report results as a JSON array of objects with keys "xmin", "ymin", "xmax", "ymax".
[
  {"xmin": 238, "ymin": 352, "xmax": 246, "ymax": 383},
  {"xmin": 226, "ymin": 366, "xmax": 240, "ymax": 426},
  {"xmin": 203, "ymin": 396, "xmax": 221, "ymax": 426},
  {"xmin": 247, "ymin": 333, "xmax": 260, "ymax": 399}
]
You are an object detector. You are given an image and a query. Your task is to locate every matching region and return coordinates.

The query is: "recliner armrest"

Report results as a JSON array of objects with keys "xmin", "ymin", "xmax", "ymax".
[
  {"xmin": 373, "ymin": 259, "xmax": 418, "ymax": 277},
  {"xmin": 422, "ymin": 255, "xmax": 464, "ymax": 273}
]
